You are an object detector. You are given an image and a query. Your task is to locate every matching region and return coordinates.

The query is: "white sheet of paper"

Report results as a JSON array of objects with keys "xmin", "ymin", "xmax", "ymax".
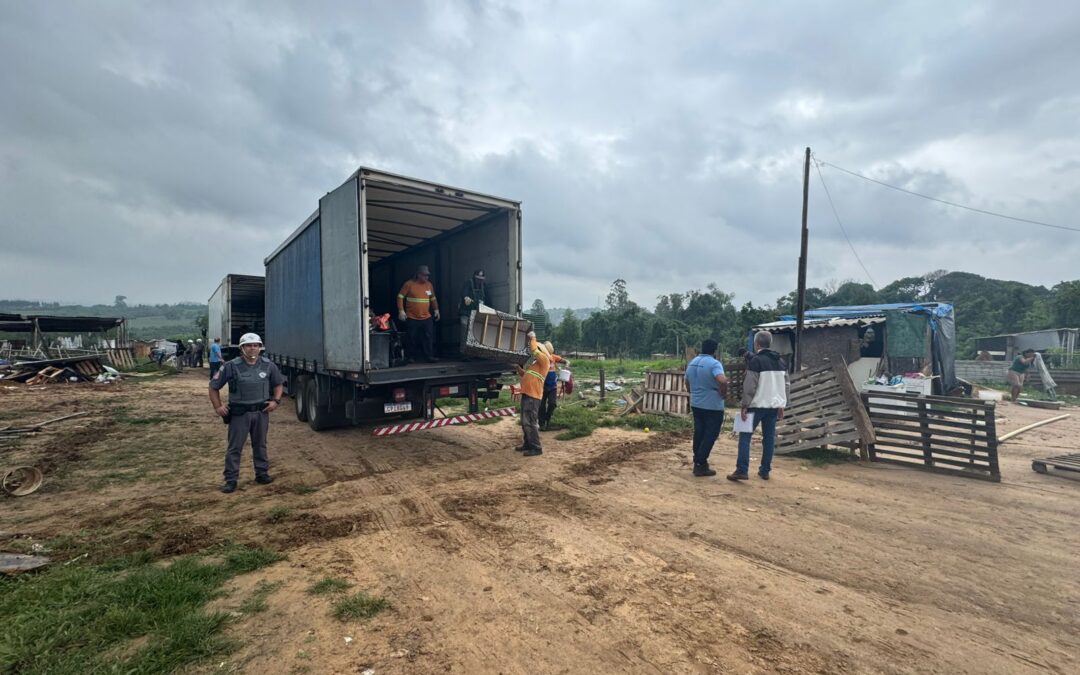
[{"xmin": 733, "ymin": 412, "xmax": 755, "ymax": 434}]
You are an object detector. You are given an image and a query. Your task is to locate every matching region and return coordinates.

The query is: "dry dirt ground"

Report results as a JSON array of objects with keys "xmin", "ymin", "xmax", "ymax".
[{"xmin": 2, "ymin": 370, "xmax": 1078, "ymax": 674}]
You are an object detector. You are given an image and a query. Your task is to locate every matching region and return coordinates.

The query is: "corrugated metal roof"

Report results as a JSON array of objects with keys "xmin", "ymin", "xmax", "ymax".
[{"xmin": 755, "ymin": 316, "xmax": 885, "ymax": 331}]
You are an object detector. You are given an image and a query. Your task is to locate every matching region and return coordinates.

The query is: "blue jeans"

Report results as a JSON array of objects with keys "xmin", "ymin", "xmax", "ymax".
[
  {"xmin": 737, "ymin": 408, "xmax": 779, "ymax": 476},
  {"xmin": 691, "ymin": 407, "xmax": 725, "ymax": 466}
]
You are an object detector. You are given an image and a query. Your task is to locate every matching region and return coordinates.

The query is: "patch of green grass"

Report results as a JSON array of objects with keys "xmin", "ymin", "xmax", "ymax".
[
  {"xmin": 266, "ymin": 506, "xmax": 293, "ymax": 523},
  {"xmin": 291, "ymin": 485, "xmax": 318, "ymax": 495},
  {"xmin": 0, "ymin": 545, "xmax": 283, "ymax": 673},
  {"xmin": 570, "ymin": 357, "xmax": 685, "ymax": 378},
  {"xmin": 330, "ymin": 591, "xmax": 391, "ymax": 621},
  {"xmin": 239, "ymin": 580, "xmax": 284, "ymax": 614},
  {"xmin": 475, "ymin": 416, "xmax": 503, "ymax": 426},
  {"xmin": 789, "ymin": 447, "xmax": 857, "ymax": 466},
  {"xmin": 307, "ymin": 577, "xmax": 353, "ymax": 595},
  {"xmin": 547, "ymin": 400, "xmax": 694, "ymax": 441}
]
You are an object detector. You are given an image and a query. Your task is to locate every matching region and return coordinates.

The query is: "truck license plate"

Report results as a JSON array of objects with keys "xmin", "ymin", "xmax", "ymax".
[{"xmin": 384, "ymin": 402, "xmax": 412, "ymax": 413}]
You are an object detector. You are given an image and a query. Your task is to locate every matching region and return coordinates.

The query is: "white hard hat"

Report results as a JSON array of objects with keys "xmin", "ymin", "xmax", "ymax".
[{"xmin": 239, "ymin": 333, "xmax": 263, "ymax": 346}]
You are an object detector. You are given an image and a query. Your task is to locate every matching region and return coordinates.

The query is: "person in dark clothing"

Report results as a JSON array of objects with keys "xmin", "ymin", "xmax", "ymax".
[
  {"xmin": 209, "ymin": 332, "xmax": 285, "ymax": 493},
  {"xmin": 458, "ymin": 269, "xmax": 487, "ymax": 351},
  {"xmin": 397, "ymin": 265, "xmax": 440, "ymax": 363},
  {"xmin": 1008, "ymin": 348, "xmax": 1036, "ymax": 401},
  {"xmin": 729, "ymin": 331, "xmax": 790, "ymax": 482},
  {"xmin": 684, "ymin": 338, "xmax": 728, "ymax": 477},
  {"xmin": 174, "ymin": 339, "xmax": 186, "ymax": 372},
  {"xmin": 539, "ymin": 340, "xmax": 567, "ymax": 430}
]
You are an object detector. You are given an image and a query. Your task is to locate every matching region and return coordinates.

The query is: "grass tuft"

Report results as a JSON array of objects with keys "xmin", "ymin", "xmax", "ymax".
[
  {"xmin": 307, "ymin": 577, "xmax": 353, "ymax": 595},
  {"xmin": 331, "ymin": 591, "xmax": 391, "ymax": 621},
  {"xmin": 221, "ymin": 545, "xmax": 286, "ymax": 574},
  {"xmin": 239, "ymin": 580, "xmax": 284, "ymax": 614},
  {"xmin": 266, "ymin": 506, "xmax": 293, "ymax": 523},
  {"xmin": 0, "ymin": 545, "xmax": 282, "ymax": 673}
]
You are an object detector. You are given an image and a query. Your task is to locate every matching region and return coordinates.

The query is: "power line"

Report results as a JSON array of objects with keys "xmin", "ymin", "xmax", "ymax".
[
  {"xmin": 812, "ymin": 158, "xmax": 877, "ymax": 288},
  {"xmin": 815, "ymin": 157, "xmax": 1080, "ymax": 233}
]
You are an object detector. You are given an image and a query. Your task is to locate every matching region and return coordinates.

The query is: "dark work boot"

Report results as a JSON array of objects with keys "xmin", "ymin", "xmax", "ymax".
[
  {"xmin": 513, "ymin": 445, "xmax": 525, "ymax": 452},
  {"xmin": 693, "ymin": 463, "xmax": 717, "ymax": 477},
  {"xmin": 726, "ymin": 471, "xmax": 749, "ymax": 481},
  {"xmin": 523, "ymin": 447, "xmax": 543, "ymax": 457},
  {"xmin": 220, "ymin": 481, "xmax": 237, "ymax": 494},
  {"xmin": 255, "ymin": 474, "xmax": 273, "ymax": 485}
]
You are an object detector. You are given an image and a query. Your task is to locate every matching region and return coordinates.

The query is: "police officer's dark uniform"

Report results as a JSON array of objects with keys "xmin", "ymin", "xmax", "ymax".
[{"xmin": 209, "ymin": 336, "xmax": 284, "ymax": 493}]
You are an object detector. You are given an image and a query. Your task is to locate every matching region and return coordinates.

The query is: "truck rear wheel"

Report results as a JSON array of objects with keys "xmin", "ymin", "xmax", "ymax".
[
  {"xmin": 305, "ymin": 377, "xmax": 332, "ymax": 431},
  {"xmin": 293, "ymin": 374, "xmax": 309, "ymax": 422}
]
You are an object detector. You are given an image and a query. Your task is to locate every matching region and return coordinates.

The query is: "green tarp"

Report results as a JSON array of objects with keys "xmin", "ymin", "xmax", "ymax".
[{"xmin": 886, "ymin": 311, "xmax": 928, "ymax": 358}]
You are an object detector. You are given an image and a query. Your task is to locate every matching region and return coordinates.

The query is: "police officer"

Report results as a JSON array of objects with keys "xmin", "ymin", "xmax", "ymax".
[{"xmin": 208, "ymin": 333, "xmax": 284, "ymax": 493}]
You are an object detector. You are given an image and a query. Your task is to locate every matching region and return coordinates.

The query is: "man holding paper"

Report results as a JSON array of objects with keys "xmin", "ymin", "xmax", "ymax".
[
  {"xmin": 684, "ymin": 338, "xmax": 728, "ymax": 477},
  {"xmin": 729, "ymin": 331, "xmax": 790, "ymax": 481}
]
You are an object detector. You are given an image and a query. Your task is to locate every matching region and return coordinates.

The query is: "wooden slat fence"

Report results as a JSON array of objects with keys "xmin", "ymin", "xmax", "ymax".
[
  {"xmin": 105, "ymin": 347, "xmax": 137, "ymax": 370},
  {"xmin": 643, "ymin": 369, "xmax": 689, "ymax": 416},
  {"xmin": 861, "ymin": 390, "xmax": 1000, "ymax": 482},
  {"xmin": 775, "ymin": 363, "xmax": 875, "ymax": 456},
  {"xmin": 641, "ymin": 361, "xmax": 746, "ymax": 416}
]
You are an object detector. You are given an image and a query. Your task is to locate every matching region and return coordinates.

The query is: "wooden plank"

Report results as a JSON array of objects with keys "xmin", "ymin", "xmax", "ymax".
[
  {"xmin": 496, "ymin": 319, "xmax": 505, "ymax": 349},
  {"xmin": 860, "ymin": 389, "xmax": 995, "ymax": 408},
  {"xmin": 871, "ymin": 436, "xmax": 995, "ymax": 459},
  {"xmin": 868, "ymin": 447, "xmax": 993, "ymax": 468},
  {"xmin": 777, "ymin": 422, "xmax": 859, "ymax": 446},
  {"xmin": 787, "ymin": 397, "xmax": 851, "ymax": 417},
  {"xmin": 868, "ymin": 419, "xmax": 993, "ymax": 444},
  {"xmin": 776, "ymin": 430, "xmax": 864, "ymax": 454},
  {"xmin": 480, "ymin": 314, "xmax": 490, "ymax": 344},
  {"xmin": 863, "ymin": 410, "xmax": 989, "ymax": 431},
  {"xmin": 864, "ymin": 403, "xmax": 990, "ymax": 422},
  {"xmin": 776, "ymin": 409, "xmax": 856, "ymax": 432},
  {"xmin": 871, "ymin": 437, "xmax": 995, "ymax": 461},
  {"xmin": 833, "ymin": 363, "xmax": 875, "ymax": 444},
  {"xmin": 869, "ymin": 419, "xmax": 993, "ymax": 442},
  {"xmin": 873, "ymin": 430, "xmax": 994, "ymax": 453},
  {"xmin": 871, "ymin": 457, "xmax": 999, "ymax": 481},
  {"xmin": 787, "ymin": 385, "xmax": 844, "ymax": 407}
]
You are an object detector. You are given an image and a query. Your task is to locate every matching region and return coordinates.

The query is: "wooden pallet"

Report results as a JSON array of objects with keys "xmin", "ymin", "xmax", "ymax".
[
  {"xmin": 775, "ymin": 363, "xmax": 875, "ymax": 456},
  {"xmin": 642, "ymin": 369, "xmax": 689, "ymax": 416},
  {"xmin": 862, "ymin": 390, "xmax": 1000, "ymax": 482},
  {"xmin": 1032, "ymin": 453, "xmax": 1080, "ymax": 478}
]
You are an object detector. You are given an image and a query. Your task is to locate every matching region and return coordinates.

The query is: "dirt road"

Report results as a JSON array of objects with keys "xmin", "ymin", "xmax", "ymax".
[{"xmin": 3, "ymin": 371, "xmax": 1078, "ymax": 674}]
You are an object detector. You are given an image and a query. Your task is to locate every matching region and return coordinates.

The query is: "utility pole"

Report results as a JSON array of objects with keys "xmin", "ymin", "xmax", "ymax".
[{"xmin": 794, "ymin": 147, "xmax": 811, "ymax": 372}]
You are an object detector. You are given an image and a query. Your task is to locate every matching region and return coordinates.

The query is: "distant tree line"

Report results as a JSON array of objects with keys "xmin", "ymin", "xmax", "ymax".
[{"xmin": 531, "ymin": 271, "xmax": 1080, "ymax": 359}]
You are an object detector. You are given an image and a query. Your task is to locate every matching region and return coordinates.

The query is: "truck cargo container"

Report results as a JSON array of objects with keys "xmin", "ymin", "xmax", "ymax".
[
  {"xmin": 207, "ymin": 274, "xmax": 265, "ymax": 361},
  {"xmin": 264, "ymin": 168, "xmax": 522, "ymax": 430}
]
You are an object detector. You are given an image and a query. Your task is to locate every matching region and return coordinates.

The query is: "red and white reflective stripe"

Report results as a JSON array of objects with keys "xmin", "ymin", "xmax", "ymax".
[{"xmin": 372, "ymin": 406, "xmax": 517, "ymax": 436}]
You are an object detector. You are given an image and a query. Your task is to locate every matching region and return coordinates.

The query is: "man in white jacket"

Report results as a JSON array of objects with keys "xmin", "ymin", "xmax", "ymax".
[{"xmin": 729, "ymin": 331, "xmax": 790, "ymax": 481}]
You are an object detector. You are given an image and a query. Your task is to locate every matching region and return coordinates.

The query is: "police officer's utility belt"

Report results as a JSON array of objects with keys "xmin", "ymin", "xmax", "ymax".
[
  {"xmin": 230, "ymin": 402, "xmax": 268, "ymax": 415},
  {"xmin": 223, "ymin": 401, "xmax": 268, "ymax": 425}
]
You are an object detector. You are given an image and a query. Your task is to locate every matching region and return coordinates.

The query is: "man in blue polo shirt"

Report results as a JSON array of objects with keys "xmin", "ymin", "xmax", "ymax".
[{"xmin": 684, "ymin": 338, "xmax": 728, "ymax": 477}]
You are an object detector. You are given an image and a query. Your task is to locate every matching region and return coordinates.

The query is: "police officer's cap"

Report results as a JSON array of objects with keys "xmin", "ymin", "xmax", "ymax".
[{"xmin": 239, "ymin": 333, "xmax": 263, "ymax": 346}]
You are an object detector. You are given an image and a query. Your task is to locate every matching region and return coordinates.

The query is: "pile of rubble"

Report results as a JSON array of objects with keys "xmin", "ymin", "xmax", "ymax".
[{"xmin": 0, "ymin": 355, "xmax": 118, "ymax": 385}]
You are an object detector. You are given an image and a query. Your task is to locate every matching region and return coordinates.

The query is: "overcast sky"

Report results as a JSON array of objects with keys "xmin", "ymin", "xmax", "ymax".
[{"xmin": 2, "ymin": 1, "xmax": 1078, "ymax": 310}]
